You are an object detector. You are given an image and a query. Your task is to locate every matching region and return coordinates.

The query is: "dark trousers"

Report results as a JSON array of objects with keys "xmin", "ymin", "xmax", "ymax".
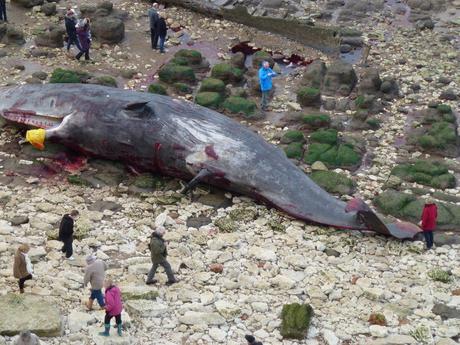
[
  {"xmin": 76, "ymin": 49, "xmax": 90, "ymax": 60},
  {"xmin": 104, "ymin": 313, "xmax": 122, "ymax": 325},
  {"xmin": 19, "ymin": 274, "xmax": 32, "ymax": 290},
  {"xmin": 61, "ymin": 238, "xmax": 73, "ymax": 258},
  {"xmin": 67, "ymin": 35, "xmax": 82, "ymax": 51},
  {"xmin": 0, "ymin": 1, "xmax": 6, "ymax": 22},
  {"xmin": 159, "ymin": 35, "xmax": 166, "ymax": 52},
  {"xmin": 423, "ymin": 231, "xmax": 434, "ymax": 249},
  {"xmin": 150, "ymin": 28, "xmax": 159, "ymax": 49},
  {"xmin": 147, "ymin": 259, "xmax": 175, "ymax": 282}
]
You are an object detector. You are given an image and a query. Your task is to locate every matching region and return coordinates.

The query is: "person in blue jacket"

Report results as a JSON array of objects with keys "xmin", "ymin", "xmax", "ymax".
[{"xmin": 258, "ymin": 61, "xmax": 276, "ymax": 111}]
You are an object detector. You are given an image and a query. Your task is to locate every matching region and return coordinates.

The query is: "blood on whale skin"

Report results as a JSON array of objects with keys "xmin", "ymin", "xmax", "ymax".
[{"xmin": 0, "ymin": 84, "xmax": 421, "ymax": 239}]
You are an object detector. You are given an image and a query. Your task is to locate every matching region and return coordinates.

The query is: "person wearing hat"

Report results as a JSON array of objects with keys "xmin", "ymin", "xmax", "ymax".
[
  {"xmin": 148, "ymin": 2, "xmax": 160, "ymax": 49},
  {"xmin": 84, "ymin": 255, "xmax": 107, "ymax": 310},
  {"xmin": 419, "ymin": 197, "xmax": 437, "ymax": 250},
  {"xmin": 146, "ymin": 226, "xmax": 177, "ymax": 286},
  {"xmin": 64, "ymin": 9, "xmax": 82, "ymax": 52}
]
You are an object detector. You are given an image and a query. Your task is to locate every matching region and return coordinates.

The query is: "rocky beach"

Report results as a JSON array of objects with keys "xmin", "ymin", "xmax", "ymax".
[{"xmin": 0, "ymin": 0, "xmax": 459, "ymax": 344}]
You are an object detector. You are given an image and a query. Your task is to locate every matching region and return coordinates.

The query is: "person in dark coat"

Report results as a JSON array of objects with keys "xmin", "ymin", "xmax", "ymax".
[
  {"xmin": 155, "ymin": 14, "xmax": 168, "ymax": 54},
  {"xmin": 0, "ymin": 0, "xmax": 7, "ymax": 22},
  {"xmin": 64, "ymin": 9, "xmax": 82, "ymax": 52},
  {"xmin": 147, "ymin": 2, "xmax": 159, "ymax": 49},
  {"xmin": 13, "ymin": 244, "xmax": 33, "ymax": 293},
  {"xmin": 75, "ymin": 18, "xmax": 91, "ymax": 61},
  {"xmin": 419, "ymin": 197, "xmax": 437, "ymax": 250},
  {"xmin": 59, "ymin": 210, "xmax": 79, "ymax": 260},
  {"xmin": 146, "ymin": 226, "xmax": 177, "ymax": 285}
]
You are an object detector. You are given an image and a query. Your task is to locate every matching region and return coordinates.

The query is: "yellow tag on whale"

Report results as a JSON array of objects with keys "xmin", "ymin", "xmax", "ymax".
[{"xmin": 26, "ymin": 129, "xmax": 46, "ymax": 150}]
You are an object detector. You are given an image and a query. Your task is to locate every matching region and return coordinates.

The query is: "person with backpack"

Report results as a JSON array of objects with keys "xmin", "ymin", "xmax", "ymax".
[
  {"xmin": 99, "ymin": 277, "xmax": 123, "ymax": 337},
  {"xmin": 13, "ymin": 244, "xmax": 33, "ymax": 294},
  {"xmin": 58, "ymin": 210, "xmax": 79, "ymax": 260},
  {"xmin": 420, "ymin": 197, "xmax": 438, "ymax": 250},
  {"xmin": 146, "ymin": 226, "xmax": 177, "ymax": 286}
]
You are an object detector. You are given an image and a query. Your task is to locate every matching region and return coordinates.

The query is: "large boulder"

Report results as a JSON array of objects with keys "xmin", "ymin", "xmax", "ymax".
[
  {"xmin": 41, "ymin": 2, "xmax": 57, "ymax": 16},
  {"xmin": 91, "ymin": 16, "xmax": 124, "ymax": 44},
  {"xmin": 301, "ymin": 60, "xmax": 326, "ymax": 89},
  {"xmin": 35, "ymin": 25, "xmax": 65, "ymax": 48},
  {"xmin": 0, "ymin": 24, "xmax": 25, "ymax": 45},
  {"xmin": 0, "ymin": 294, "xmax": 62, "ymax": 336},
  {"xmin": 322, "ymin": 61, "xmax": 357, "ymax": 96},
  {"xmin": 358, "ymin": 68, "xmax": 382, "ymax": 94},
  {"xmin": 11, "ymin": 0, "xmax": 43, "ymax": 8}
]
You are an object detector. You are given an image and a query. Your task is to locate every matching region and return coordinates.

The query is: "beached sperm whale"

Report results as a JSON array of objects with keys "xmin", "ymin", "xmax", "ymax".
[{"xmin": 0, "ymin": 84, "xmax": 420, "ymax": 239}]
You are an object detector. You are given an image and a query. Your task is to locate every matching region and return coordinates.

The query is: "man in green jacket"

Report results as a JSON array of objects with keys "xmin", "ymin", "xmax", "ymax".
[{"xmin": 146, "ymin": 226, "xmax": 177, "ymax": 285}]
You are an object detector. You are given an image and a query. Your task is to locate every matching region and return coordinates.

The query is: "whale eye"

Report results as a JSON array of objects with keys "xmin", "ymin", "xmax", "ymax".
[{"xmin": 124, "ymin": 102, "xmax": 154, "ymax": 118}]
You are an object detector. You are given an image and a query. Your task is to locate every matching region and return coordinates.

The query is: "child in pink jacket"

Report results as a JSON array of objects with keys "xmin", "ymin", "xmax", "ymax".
[{"xmin": 100, "ymin": 278, "xmax": 123, "ymax": 337}]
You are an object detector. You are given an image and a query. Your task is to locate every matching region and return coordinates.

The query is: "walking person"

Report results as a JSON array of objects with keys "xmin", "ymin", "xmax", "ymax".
[
  {"xmin": 13, "ymin": 244, "xmax": 33, "ymax": 294},
  {"xmin": 420, "ymin": 197, "xmax": 437, "ymax": 250},
  {"xmin": 76, "ymin": 18, "xmax": 91, "ymax": 61},
  {"xmin": 65, "ymin": 9, "xmax": 82, "ymax": 53},
  {"xmin": 146, "ymin": 226, "xmax": 177, "ymax": 286},
  {"xmin": 155, "ymin": 13, "xmax": 168, "ymax": 54},
  {"xmin": 99, "ymin": 278, "xmax": 123, "ymax": 337},
  {"xmin": 148, "ymin": 2, "xmax": 159, "ymax": 49},
  {"xmin": 258, "ymin": 61, "xmax": 276, "ymax": 111},
  {"xmin": 0, "ymin": 0, "xmax": 7, "ymax": 22},
  {"xmin": 84, "ymin": 255, "xmax": 107, "ymax": 310},
  {"xmin": 58, "ymin": 209, "xmax": 79, "ymax": 260}
]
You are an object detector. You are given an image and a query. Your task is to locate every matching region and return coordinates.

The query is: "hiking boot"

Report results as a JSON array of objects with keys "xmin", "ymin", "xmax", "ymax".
[
  {"xmin": 166, "ymin": 279, "xmax": 177, "ymax": 286},
  {"xmin": 67, "ymin": 256, "xmax": 75, "ymax": 261},
  {"xmin": 117, "ymin": 324, "xmax": 122, "ymax": 336},
  {"xmin": 146, "ymin": 279, "xmax": 157, "ymax": 285}
]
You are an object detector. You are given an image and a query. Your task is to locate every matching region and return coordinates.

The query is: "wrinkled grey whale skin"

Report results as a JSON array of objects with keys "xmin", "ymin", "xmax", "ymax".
[{"xmin": 0, "ymin": 84, "xmax": 420, "ymax": 238}]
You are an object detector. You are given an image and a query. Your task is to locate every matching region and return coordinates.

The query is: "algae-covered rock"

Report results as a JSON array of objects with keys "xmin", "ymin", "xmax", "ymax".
[
  {"xmin": 214, "ymin": 217, "xmax": 238, "ymax": 233},
  {"xmin": 0, "ymin": 294, "xmax": 62, "ymax": 336},
  {"xmin": 211, "ymin": 63, "xmax": 244, "ymax": 84},
  {"xmin": 199, "ymin": 78, "xmax": 226, "ymax": 93},
  {"xmin": 228, "ymin": 208, "xmax": 257, "ymax": 222},
  {"xmin": 195, "ymin": 92, "xmax": 223, "ymax": 109},
  {"xmin": 297, "ymin": 87, "xmax": 321, "ymax": 107},
  {"xmin": 89, "ymin": 75, "xmax": 118, "ymax": 87},
  {"xmin": 252, "ymin": 50, "xmax": 274, "ymax": 69},
  {"xmin": 280, "ymin": 303, "xmax": 313, "ymax": 339},
  {"xmin": 158, "ymin": 63, "xmax": 196, "ymax": 84},
  {"xmin": 121, "ymin": 286, "xmax": 159, "ymax": 301},
  {"xmin": 67, "ymin": 175, "xmax": 90, "ymax": 186},
  {"xmin": 173, "ymin": 82, "xmax": 192, "ymax": 94},
  {"xmin": 302, "ymin": 114, "xmax": 331, "ymax": 129},
  {"xmin": 148, "ymin": 83, "xmax": 168, "ymax": 95},
  {"xmin": 284, "ymin": 142, "xmax": 304, "ymax": 159},
  {"xmin": 222, "ymin": 96, "xmax": 256, "ymax": 116},
  {"xmin": 310, "ymin": 128, "xmax": 338, "ymax": 145},
  {"xmin": 418, "ymin": 121, "xmax": 457, "ymax": 150},
  {"xmin": 49, "ymin": 68, "xmax": 89, "ymax": 84},
  {"xmin": 310, "ymin": 171, "xmax": 355, "ymax": 195},
  {"xmin": 323, "ymin": 61, "xmax": 357, "ymax": 96},
  {"xmin": 391, "ymin": 160, "xmax": 456, "ymax": 189},
  {"xmin": 374, "ymin": 190, "xmax": 415, "ymax": 217},
  {"xmin": 301, "ymin": 60, "xmax": 326, "ymax": 89},
  {"xmin": 281, "ymin": 130, "xmax": 305, "ymax": 144},
  {"xmin": 133, "ymin": 174, "xmax": 165, "ymax": 189},
  {"xmin": 174, "ymin": 49, "xmax": 203, "ymax": 65}
]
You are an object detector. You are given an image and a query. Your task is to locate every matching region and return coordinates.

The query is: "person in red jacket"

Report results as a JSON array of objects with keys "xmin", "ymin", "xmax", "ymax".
[
  {"xmin": 100, "ymin": 278, "xmax": 123, "ymax": 337},
  {"xmin": 420, "ymin": 197, "xmax": 437, "ymax": 249}
]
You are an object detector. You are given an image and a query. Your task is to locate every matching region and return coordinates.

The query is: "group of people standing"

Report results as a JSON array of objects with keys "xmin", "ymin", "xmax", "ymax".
[
  {"xmin": 64, "ymin": 8, "xmax": 92, "ymax": 61},
  {"xmin": 12, "ymin": 210, "xmax": 177, "ymax": 338},
  {"xmin": 0, "ymin": 0, "xmax": 7, "ymax": 22},
  {"xmin": 148, "ymin": 2, "xmax": 168, "ymax": 53}
]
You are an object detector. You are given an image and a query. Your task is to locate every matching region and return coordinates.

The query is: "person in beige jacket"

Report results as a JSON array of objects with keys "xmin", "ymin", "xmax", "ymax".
[
  {"xmin": 83, "ymin": 255, "xmax": 107, "ymax": 310},
  {"xmin": 13, "ymin": 244, "xmax": 33, "ymax": 294}
]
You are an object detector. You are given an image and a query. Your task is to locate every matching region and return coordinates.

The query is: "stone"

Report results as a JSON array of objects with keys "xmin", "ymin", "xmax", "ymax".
[
  {"xmin": 120, "ymin": 285, "xmax": 159, "ymax": 301},
  {"xmin": 125, "ymin": 300, "xmax": 168, "ymax": 318},
  {"xmin": 67, "ymin": 311, "xmax": 98, "ymax": 333},
  {"xmin": 11, "ymin": 0, "xmax": 43, "ymax": 8},
  {"xmin": 323, "ymin": 329, "xmax": 339, "ymax": 345},
  {"xmin": 280, "ymin": 303, "xmax": 313, "ymax": 339},
  {"xmin": 323, "ymin": 61, "xmax": 357, "ymax": 96},
  {"xmin": 41, "ymin": 2, "xmax": 56, "ymax": 16},
  {"xmin": 432, "ymin": 304, "xmax": 460, "ymax": 320},
  {"xmin": 35, "ymin": 25, "xmax": 65, "ymax": 48},
  {"xmin": 0, "ymin": 294, "xmax": 61, "ymax": 336},
  {"xmin": 370, "ymin": 335, "xmax": 416, "ymax": 344},
  {"xmin": 179, "ymin": 311, "xmax": 225, "ymax": 326},
  {"xmin": 311, "ymin": 161, "xmax": 328, "ymax": 171},
  {"xmin": 91, "ymin": 17, "xmax": 125, "ymax": 44},
  {"xmin": 439, "ymin": 89, "xmax": 458, "ymax": 101},
  {"xmin": 369, "ymin": 325, "xmax": 388, "ymax": 337},
  {"xmin": 301, "ymin": 60, "xmax": 326, "ymax": 89},
  {"xmin": 215, "ymin": 300, "xmax": 240, "ymax": 318},
  {"xmin": 186, "ymin": 216, "xmax": 212, "ymax": 228},
  {"xmin": 10, "ymin": 216, "xmax": 29, "ymax": 226},
  {"xmin": 209, "ymin": 263, "xmax": 224, "ymax": 273},
  {"xmin": 249, "ymin": 246, "xmax": 277, "ymax": 261},
  {"xmin": 209, "ymin": 328, "xmax": 227, "ymax": 342}
]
